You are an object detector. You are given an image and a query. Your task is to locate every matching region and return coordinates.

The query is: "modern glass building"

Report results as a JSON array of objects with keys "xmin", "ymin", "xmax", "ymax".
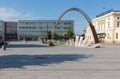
[
  {"xmin": 6, "ymin": 22, "xmax": 17, "ymax": 40},
  {"xmin": 0, "ymin": 21, "xmax": 17, "ymax": 40},
  {"xmin": 0, "ymin": 20, "xmax": 4, "ymax": 39},
  {"xmin": 17, "ymin": 20, "xmax": 74, "ymax": 40}
]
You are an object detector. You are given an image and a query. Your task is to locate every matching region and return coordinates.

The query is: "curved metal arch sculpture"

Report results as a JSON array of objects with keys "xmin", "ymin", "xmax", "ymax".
[{"xmin": 53, "ymin": 8, "xmax": 99, "ymax": 43}]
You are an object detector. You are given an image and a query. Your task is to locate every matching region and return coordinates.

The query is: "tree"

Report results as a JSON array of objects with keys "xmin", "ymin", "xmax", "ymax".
[
  {"xmin": 65, "ymin": 30, "xmax": 74, "ymax": 39},
  {"xmin": 52, "ymin": 32, "xmax": 58, "ymax": 40}
]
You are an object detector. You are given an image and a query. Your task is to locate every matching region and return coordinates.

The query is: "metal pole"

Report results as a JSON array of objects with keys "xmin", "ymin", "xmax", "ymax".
[
  {"xmin": 47, "ymin": 22, "xmax": 48, "ymax": 33},
  {"xmin": 47, "ymin": 22, "xmax": 49, "ymax": 39},
  {"xmin": 2, "ymin": 22, "xmax": 7, "ymax": 50}
]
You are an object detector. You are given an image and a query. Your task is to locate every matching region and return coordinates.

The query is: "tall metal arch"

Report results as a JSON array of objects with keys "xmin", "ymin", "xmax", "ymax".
[{"xmin": 53, "ymin": 8, "xmax": 99, "ymax": 43}]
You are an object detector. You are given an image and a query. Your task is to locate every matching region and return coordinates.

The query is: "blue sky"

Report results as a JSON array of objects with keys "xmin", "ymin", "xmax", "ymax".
[{"xmin": 0, "ymin": 0, "xmax": 120, "ymax": 34}]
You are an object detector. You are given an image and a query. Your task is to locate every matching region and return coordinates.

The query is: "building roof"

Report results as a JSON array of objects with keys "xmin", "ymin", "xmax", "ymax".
[
  {"xmin": 112, "ymin": 10, "xmax": 120, "ymax": 12},
  {"xmin": 96, "ymin": 9, "xmax": 120, "ymax": 18}
]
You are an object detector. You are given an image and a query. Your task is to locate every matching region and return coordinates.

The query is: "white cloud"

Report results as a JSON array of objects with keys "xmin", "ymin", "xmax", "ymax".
[
  {"xmin": 0, "ymin": 7, "xmax": 39, "ymax": 21},
  {"xmin": 0, "ymin": 8, "xmax": 20, "ymax": 21}
]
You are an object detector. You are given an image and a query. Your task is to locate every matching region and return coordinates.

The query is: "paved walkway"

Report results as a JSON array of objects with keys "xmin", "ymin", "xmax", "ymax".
[{"xmin": 0, "ymin": 41, "xmax": 120, "ymax": 79}]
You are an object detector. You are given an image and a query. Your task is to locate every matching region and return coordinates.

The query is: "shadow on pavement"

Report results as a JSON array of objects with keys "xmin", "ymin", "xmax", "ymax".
[
  {"xmin": 6, "ymin": 44, "xmax": 48, "ymax": 48},
  {"xmin": 0, "ymin": 54, "xmax": 93, "ymax": 69}
]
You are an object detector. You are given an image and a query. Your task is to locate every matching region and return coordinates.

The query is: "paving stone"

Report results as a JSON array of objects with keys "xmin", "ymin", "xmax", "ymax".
[{"xmin": 0, "ymin": 41, "xmax": 120, "ymax": 79}]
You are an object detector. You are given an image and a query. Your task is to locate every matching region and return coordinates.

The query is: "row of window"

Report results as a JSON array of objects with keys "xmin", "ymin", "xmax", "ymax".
[
  {"xmin": 19, "ymin": 27, "xmax": 36, "ymax": 29},
  {"xmin": 19, "ymin": 26, "xmax": 71, "ymax": 30},
  {"xmin": 107, "ymin": 33, "xmax": 119, "ymax": 39},
  {"xmin": 97, "ymin": 22, "xmax": 120, "ymax": 30},
  {"xmin": 105, "ymin": 33, "xmax": 119, "ymax": 39},
  {"xmin": 108, "ymin": 17, "xmax": 120, "ymax": 20},
  {"xmin": 18, "ymin": 22, "xmax": 72, "ymax": 25},
  {"xmin": 87, "ymin": 32, "xmax": 119, "ymax": 40}
]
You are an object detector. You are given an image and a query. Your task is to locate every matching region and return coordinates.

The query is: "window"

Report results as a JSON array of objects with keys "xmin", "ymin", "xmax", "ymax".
[
  {"xmin": 29, "ymin": 27, "xmax": 31, "ymax": 29},
  {"xmin": 32, "ymin": 27, "xmax": 35, "ymax": 29},
  {"xmin": 26, "ymin": 22, "xmax": 29, "ymax": 25},
  {"xmin": 53, "ymin": 22, "xmax": 56, "ymax": 25},
  {"xmin": 68, "ymin": 27, "xmax": 71, "ymax": 29},
  {"xmin": 117, "ymin": 17, "xmax": 120, "ymax": 20},
  {"xmin": 26, "ymin": 27, "xmax": 28, "ymax": 29},
  {"xmin": 39, "ymin": 27, "xmax": 42, "ymax": 29},
  {"xmin": 39, "ymin": 22, "xmax": 42, "ymax": 25},
  {"xmin": 90, "ymin": 36, "xmax": 91, "ymax": 40},
  {"xmin": 116, "ymin": 33, "xmax": 118, "ymax": 39},
  {"xmin": 57, "ymin": 27, "xmax": 60, "ymax": 29},
  {"xmin": 108, "ymin": 22, "xmax": 110, "ymax": 28},
  {"xmin": 103, "ymin": 24, "xmax": 105, "ymax": 29},
  {"xmin": 22, "ymin": 27, "xmax": 25, "ymax": 29},
  {"xmin": 64, "ymin": 27, "xmax": 67, "ymax": 29},
  {"xmin": 117, "ymin": 22, "xmax": 120, "ymax": 28},
  {"xmin": 58, "ymin": 23, "xmax": 60, "ymax": 25},
  {"xmin": 68, "ymin": 22, "xmax": 71, "ymax": 25},
  {"xmin": 107, "ymin": 33, "xmax": 109, "ymax": 39},
  {"xmin": 64, "ymin": 22, "xmax": 67, "ymax": 25}
]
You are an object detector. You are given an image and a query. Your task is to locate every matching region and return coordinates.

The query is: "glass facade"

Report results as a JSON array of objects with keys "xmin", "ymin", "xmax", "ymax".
[
  {"xmin": 0, "ymin": 20, "xmax": 4, "ymax": 39},
  {"xmin": 6, "ymin": 22, "xmax": 17, "ymax": 40},
  {"xmin": 17, "ymin": 20, "xmax": 74, "ymax": 40}
]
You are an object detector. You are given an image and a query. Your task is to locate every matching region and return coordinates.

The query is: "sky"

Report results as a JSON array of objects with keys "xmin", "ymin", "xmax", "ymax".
[{"xmin": 0, "ymin": 0, "xmax": 120, "ymax": 34}]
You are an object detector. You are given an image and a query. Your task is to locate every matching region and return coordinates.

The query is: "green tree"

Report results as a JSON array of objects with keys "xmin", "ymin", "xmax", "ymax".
[
  {"xmin": 52, "ymin": 32, "xmax": 58, "ymax": 40},
  {"xmin": 65, "ymin": 30, "xmax": 74, "ymax": 39}
]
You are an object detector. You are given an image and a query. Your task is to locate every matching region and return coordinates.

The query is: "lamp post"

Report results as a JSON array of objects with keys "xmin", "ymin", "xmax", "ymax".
[{"xmin": 2, "ymin": 22, "xmax": 7, "ymax": 50}]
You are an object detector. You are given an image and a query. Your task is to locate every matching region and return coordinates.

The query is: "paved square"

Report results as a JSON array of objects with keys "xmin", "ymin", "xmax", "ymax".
[{"xmin": 0, "ymin": 41, "xmax": 120, "ymax": 79}]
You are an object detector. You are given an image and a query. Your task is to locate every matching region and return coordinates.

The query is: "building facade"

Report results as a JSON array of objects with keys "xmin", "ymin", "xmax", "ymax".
[
  {"xmin": 85, "ymin": 10, "xmax": 120, "ymax": 43},
  {"xmin": 17, "ymin": 20, "xmax": 74, "ymax": 40},
  {"xmin": 6, "ymin": 22, "xmax": 17, "ymax": 40},
  {"xmin": 0, "ymin": 21, "xmax": 17, "ymax": 40},
  {"xmin": 0, "ymin": 20, "xmax": 4, "ymax": 39}
]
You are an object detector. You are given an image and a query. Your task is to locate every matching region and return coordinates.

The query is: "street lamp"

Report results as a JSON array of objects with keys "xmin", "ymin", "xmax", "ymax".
[{"xmin": 2, "ymin": 22, "xmax": 7, "ymax": 50}]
